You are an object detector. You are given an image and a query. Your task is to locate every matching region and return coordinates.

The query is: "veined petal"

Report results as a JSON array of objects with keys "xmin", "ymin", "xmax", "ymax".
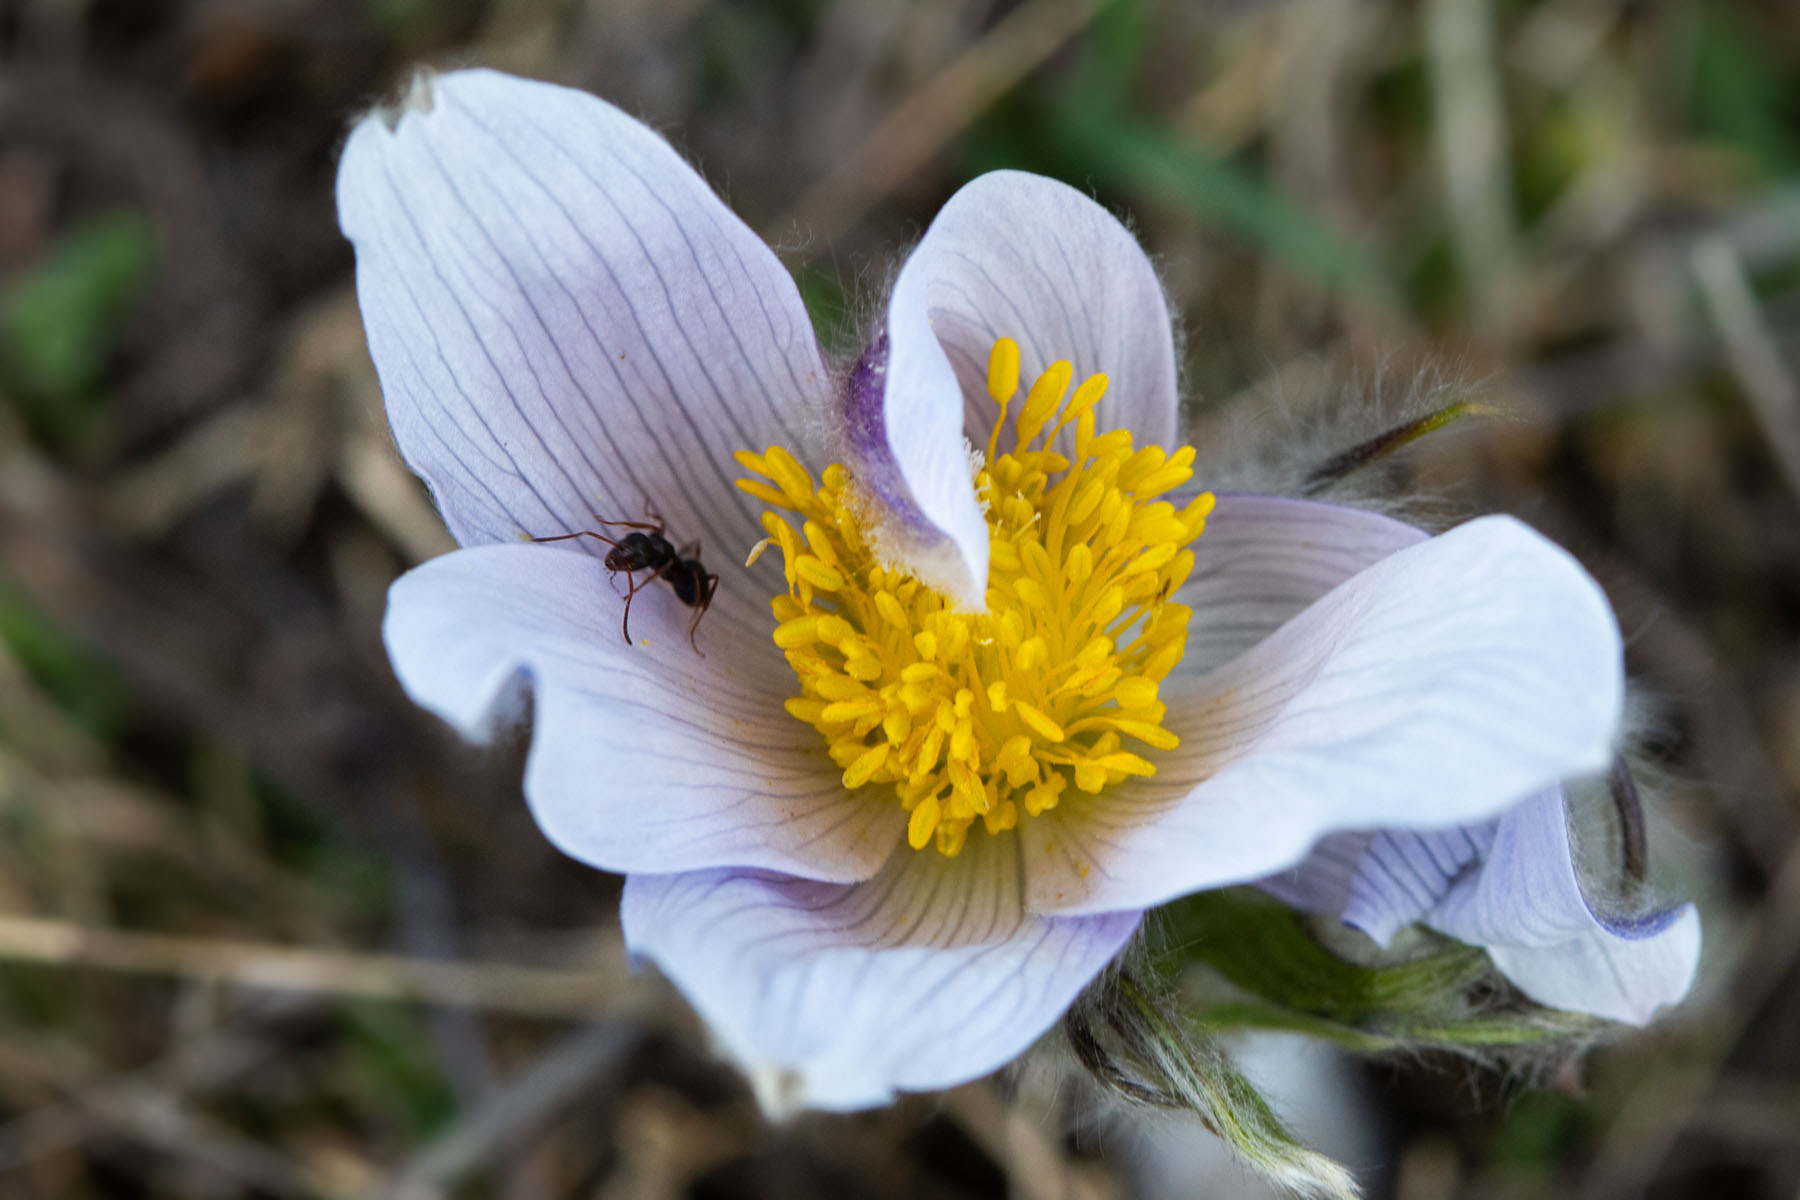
[
  {"xmin": 1255, "ymin": 833, "xmax": 1372, "ymax": 916},
  {"xmin": 899, "ymin": 171, "xmax": 1180, "ymax": 454},
  {"xmin": 1024, "ymin": 515, "xmax": 1625, "ymax": 915},
  {"xmin": 851, "ymin": 171, "xmax": 1178, "ymax": 607},
  {"xmin": 384, "ymin": 544, "xmax": 902, "ymax": 882},
  {"xmin": 337, "ymin": 69, "xmax": 829, "ymax": 609},
  {"xmin": 1425, "ymin": 789, "xmax": 1700, "ymax": 1024},
  {"xmin": 1175, "ymin": 494, "xmax": 1426, "ymax": 677},
  {"xmin": 1342, "ymin": 825, "xmax": 1495, "ymax": 945},
  {"xmin": 622, "ymin": 835, "xmax": 1139, "ymax": 1110}
]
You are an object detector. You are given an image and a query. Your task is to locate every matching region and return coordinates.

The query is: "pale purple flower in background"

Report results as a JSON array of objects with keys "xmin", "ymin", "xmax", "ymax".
[{"xmin": 336, "ymin": 68, "xmax": 1698, "ymax": 1110}]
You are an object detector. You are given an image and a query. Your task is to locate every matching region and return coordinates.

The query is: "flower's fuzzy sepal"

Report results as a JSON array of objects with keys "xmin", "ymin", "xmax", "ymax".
[
  {"xmin": 1151, "ymin": 888, "xmax": 1607, "ymax": 1058},
  {"xmin": 1068, "ymin": 888, "xmax": 1621, "ymax": 1198},
  {"xmin": 1068, "ymin": 970, "xmax": 1361, "ymax": 1200}
]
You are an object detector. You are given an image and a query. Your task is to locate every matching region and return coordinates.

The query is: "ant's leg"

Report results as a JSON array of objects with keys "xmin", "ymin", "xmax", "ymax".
[
  {"xmin": 618, "ymin": 571, "xmax": 639, "ymax": 644},
  {"xmin": 621, "ymin": 556, "xmax": 681, "ymax": 646},
  {"xmin": 531, "ymin": 529, "xmax": 621, "ymax": 549},
  {"xmin": 686, "ymin": 571, "xmax": 719, "ymax": 654}
]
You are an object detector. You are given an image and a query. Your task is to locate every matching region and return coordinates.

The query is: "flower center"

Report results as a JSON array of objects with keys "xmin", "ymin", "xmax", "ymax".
[{"xmin": 735, "ymin": 338, "xmax": 1213, "ymax": 857}]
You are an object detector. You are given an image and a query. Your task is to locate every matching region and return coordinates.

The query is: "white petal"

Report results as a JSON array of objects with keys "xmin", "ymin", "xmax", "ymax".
[
  {"xmin": 1176, "ymin": 494, "xmax": 1425, "ymax": 677},
  {"xmin": 1025, "ymin": 515, "xmax": 1625, "ymax": 915},
  {"xmin": 337, "ymin": 69, "xmax": 829, "ymax": 612},
  {"xmin": 1482, "ymin": 912, "xmax": 1701, "ymax": 1026},
  {"xmin": 622, "ymin": 835, "xmax": 1138, "ymax": 1110},
  {"xmin": 906, "ymin": 171, "xmax": 1179, "ymax": 453},
  {"xmin": 384, "ymin": 544, "xmax": 902, "ymax": 882},
  {"xmin": 1426, "ymin": 789, "xmax": 1701, "ymax": 1024},
  {"xmin": 854, "ymin": 171, "xmax": 1179, "ymax": 607}
]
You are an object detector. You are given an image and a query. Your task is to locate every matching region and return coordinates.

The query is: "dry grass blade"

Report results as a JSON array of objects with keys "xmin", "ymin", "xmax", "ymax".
[
  {"xmin": 380, "ymin": 1021, "xmax": 645, "ymax": 1200},
  {"xmin": 1426, "ymin": 0, "xmax": 1516, "ymax": 341},
  {"xmin": 0, "ymin": 914, "xmax": 647, "ymax": 1019},
  {"xmin": 1690, "ymin": 234, "xmax": 1800, "ymax": 508}
]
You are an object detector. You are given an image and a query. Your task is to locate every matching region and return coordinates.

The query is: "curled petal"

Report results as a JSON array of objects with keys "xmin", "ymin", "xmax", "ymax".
[
  {"xmin": 1025, "ymin": 516, "xmax": 1625, "ymax": 916},
  {"xmin": 337, "ymin": 68, "xmax": 829, "ymax": 613},
  {"xmin": 1264, "ymin": 789, "xmax": 1699, "ymax": 1024},
  {"xmin": 855, "ymin": 172, "xmax": 1179, "ymax": 607},
  {"xmin": 622, "ymin": 834, "xmax": 1139, "ymax": 1110},
  {"xmin": 899, "ymin": 171, "xmax": 1180, "ymax": 454},
  {"xmin": 385, "ymin": 544, "xmax": 902, "ymax": 882},
  {"xmin": 1426, "ymin": 789, "xmax": 1700, "ymax": 1024},
  {"xmin": 1341, "ymin": 825, "xmax": 1494, "ymax": 945}
]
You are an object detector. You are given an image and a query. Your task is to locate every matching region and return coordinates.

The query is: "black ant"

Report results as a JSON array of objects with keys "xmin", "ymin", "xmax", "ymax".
[{"xmin": 532, "ymin": 514, "xmax": 718, "ymax": 653}]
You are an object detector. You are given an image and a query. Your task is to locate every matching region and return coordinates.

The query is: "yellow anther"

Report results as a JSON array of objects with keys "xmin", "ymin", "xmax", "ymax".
[
  {"xmin": 982, "ymin": 800, "xmax": 1018, "ymax": 834},
  {"xmin": 882, "ymin": 709, "xmax": 911, "ymax": 744},
  {"xmin": 822, "ymin": 698, "xmax": 881, "ymax": 723},
  {"xmin": 875, "ymin": 591, "xmax": 908, "ymax": 628},
  {"xmin": 1058, "ymin": 373, "xmax": 1109, "ymax": 431},
  {"xmin": 843, "ymin": 742, "xmax": 890, "ymax": 788},
  {"xmin": 762, "ymin": 444, "xmax": 815, "ymax": 502},
  {"xmin": 987, "ymin": 337, "xmax": 1021, "ymax": 404},
  {"xmin": 1108, "ymin": 719, "xmax": 1180, "ymax": 750},
  {"xmin": 1017, "ymin": 637, "xmax": 1047, "ymax": 672},
  {"xmin": 773, "ymin": 616, "xmax": 820, "ymax": 647},
  {"xmin": 987, "ymin": 337, "xmax": 1021, "ymax": 462},
  {"xmin": 1090, "ymin": 586, "xmax": 1125, "ymax": 626},
  {"xmin": 736, "ymin": 335, "xmax": 1211, "ymax": 857},
  {"xmin": 908, "ymin": 793, "xmax": 942, "ymax": 849},
  {"xmin": 1116, "ymin": 676, "xmax": 1159, "ymax": 709},
  {"xmin": 735, "ymin": 478, "xmax": 791, "ymax": 508},
  {"xmin": 803, "ymin": 520, "xmax": 840, "ymax": 565},
  {"xmin": 794, "ymin": 556, "xmax": 844, "ymax": 591},
  {"xmin": 1094, "ymin": 752, "xmax": 1156, "ymax": 777},
  {"xmin": 1017, "ymin": 360, "xmax": 1073, "ymax": 447},
  {"xmin": 1013, "ymin": 701, "xmax": 1066, "ymax": 744},
  {"xmin": 785, "ymin": 697, "xmax": 827, "ymax": 723},
  {"xmin": 1024, "ymin": 774, "xmax": 1066, "ymax": 816},
  {"xmin": 813, "ymin": 675, "xmax": 868, "ymax": 702}
]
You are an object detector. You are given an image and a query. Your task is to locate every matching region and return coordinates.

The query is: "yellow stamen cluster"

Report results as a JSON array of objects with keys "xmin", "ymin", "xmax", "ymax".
[{"xmin": 735, "ymin": 338, "xmax": 1214, "ymax": 857}]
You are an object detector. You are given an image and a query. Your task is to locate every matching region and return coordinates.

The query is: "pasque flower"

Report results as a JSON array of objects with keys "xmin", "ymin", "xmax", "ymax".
[{"xmin": 338, "ymin": 69, "xmax": 1699, "ymax": 1110}]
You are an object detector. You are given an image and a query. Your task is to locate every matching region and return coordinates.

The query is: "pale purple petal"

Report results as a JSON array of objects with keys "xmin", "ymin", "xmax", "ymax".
[
  {"xmin": 847, "ymin": 290, "xmax": 989, "ymax": 608},
  {"xmin": 851, "ymin": 171, "xmax": 1179, "ymax": 607},
  {"xmin": 1254, "ymin": 833, "xmax": 1372, "ymax": 916},
  {"xmin": 337, "ymin": 69, "xmax": 829, "ymax": 613},
  {"xmin": 1024, "ymin": 516, "xmax": 1625, "ymax": 916},
  {"xmin": 621, "ymin": 834, "xmax": 1139, "ymax": 1110},
  {"xmin": 1262, "ymin": 793, "xmax": 1699, "ymax": 1024},
  {"xmin": 1342, "ymin": 825, "xmax": 1495, "ymax": 945},
  {"xmin": 898, "ymin": 170, "xmax": 1180, "ymax": 454},
  {"xmin": 1175, "ymin": 494, "xmax": 1426, "ymax": 677},
  {"xmin": 1426, "ymin": 789, "xmax": 1701, "ymax": 1024},
  {"xmin": 385, "ymin": 544, "xmax": 903, "ymax": 882}
]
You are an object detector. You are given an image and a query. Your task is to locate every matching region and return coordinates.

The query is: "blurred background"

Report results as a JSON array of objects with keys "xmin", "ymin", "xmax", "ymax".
[{"xmin": 0, "ymin": 0, "xmax": 1795, "ymax": 1196}]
